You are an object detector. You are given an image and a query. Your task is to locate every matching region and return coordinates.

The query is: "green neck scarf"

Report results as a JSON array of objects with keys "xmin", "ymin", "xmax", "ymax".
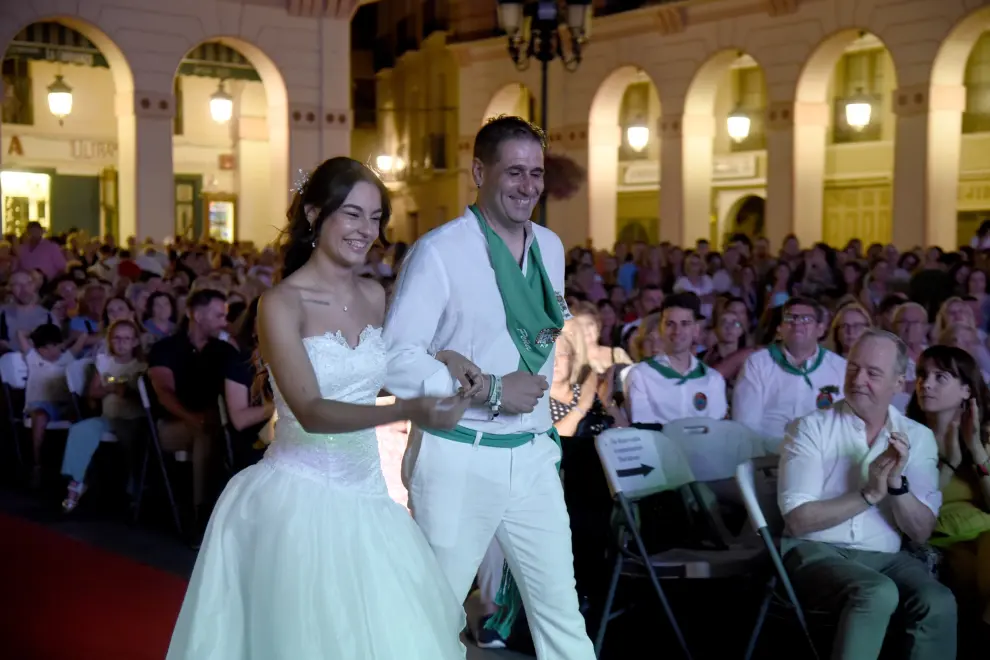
[
  {"xmin": 645, "ymin": 356, "xmax": 707, "ymax": 385},
  {"xmin": 470, "ymin": 204, "xmax": 564, "ymax": 374},
  {"xmin": 767, "ymin": 342, "xmax": 825, "ymax": 388}
]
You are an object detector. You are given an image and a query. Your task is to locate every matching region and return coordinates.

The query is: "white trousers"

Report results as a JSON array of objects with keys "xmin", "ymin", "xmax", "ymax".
[
  {"xmin": 403, "ymin": 431, "xmax": 595, "ymax": 660},
  {"xmin": 477, "ymin": 539, "xmax": 505, "ymax": 610}
]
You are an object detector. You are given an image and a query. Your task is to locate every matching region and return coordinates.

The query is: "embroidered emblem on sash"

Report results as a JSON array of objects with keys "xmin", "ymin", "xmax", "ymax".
[
  {"xmin": 517, "ymin": 328, "xmax": 532, "ymax": 351},
  {"xmin": 816, "ymin": 385, "xmax": 839, "ymax": 410},
  {"xmin": 693, "ymin": 392, "xmax": 708, "ymax": 411},
  {"xmin": 555, "ymin": 292, "xmax": 571, "ymax": 319},
  {"xmin": 535, "ymin": 327, "xmax": 561, "ymax": 347}
]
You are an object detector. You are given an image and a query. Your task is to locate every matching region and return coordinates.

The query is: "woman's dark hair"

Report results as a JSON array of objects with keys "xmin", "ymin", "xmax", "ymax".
[
  {"xmin": 906, "ymin": 345, "xmax": 990, "ymax": 443},
  {"xmin": 144, "ymin": 291, "xmax": 176, "ymax": 323},
  {"xmin": 280, "ymin": 157, "xmax": 392, "ymax": 279},
  {"xmin": 230, "ymin": 296, "xmax": 261, "ymax": 354}
]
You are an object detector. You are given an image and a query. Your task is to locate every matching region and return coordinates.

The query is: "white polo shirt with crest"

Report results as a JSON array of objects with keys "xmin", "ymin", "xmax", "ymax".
[{"xmin": 625, "ymin": 353, "xmax": 727, "ymax": 425}]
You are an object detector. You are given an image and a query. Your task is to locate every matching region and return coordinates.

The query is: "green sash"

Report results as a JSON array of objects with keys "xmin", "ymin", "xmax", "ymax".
[
  {"xmin": 469, "ymin": 204, "xmax": 564, "ymax": 375},
  {"xmin": 425, "ymin": 425, "xmax": 540, "ymax": 449},
  {"xmin": 645, "ymin": 356, "xmax": 707, "ymax": 385},
  {"xmin": 767, "ymin": 342, "xmax": 825, "ymax": 388}
]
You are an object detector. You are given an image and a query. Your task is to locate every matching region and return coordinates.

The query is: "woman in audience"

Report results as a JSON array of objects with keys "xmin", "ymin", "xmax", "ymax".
[
  {"xmin": 701, "ymin": 304, "xmax": 754, "ymax": 394},
  {"xmin": 828, "ymin": 301, "xmax": 872, "ymax": 358},
  {"xmin": 549, "ymin": 322, "xmax": 625, "ymax": 437},
  {"xmin": 966, "ymin": 269, "xmax": 990, "ymax": 332},
  {"xmin": 60, "ymin": 318, "xmax": 146, "ymax": 512},
  {"xmin": 673, "ymin": 251, "xmax": 715, "ymax": 318},
  {"xmin": 569, "ymin": 301, "xmax": 631, "ymax": 374},
  {"xmin": 222, "ymin": 297, "xmax": 274, "ymax": 470},
  {"xmin": 628, "ymin": 311, "xmax": 661, "ymax": 363},
  {"xmin": 142, "ymin": 291, "xmax": 176, "ymax": 346},
  {"xmin": 907, "ymin": 345, "xmax": 990, "ymax": 625}
]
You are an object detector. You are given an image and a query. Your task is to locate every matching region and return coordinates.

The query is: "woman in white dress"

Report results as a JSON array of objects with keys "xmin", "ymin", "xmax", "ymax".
[{"xmin": 167, "ymin": 157, "xmax": 473, "ymax": 659}]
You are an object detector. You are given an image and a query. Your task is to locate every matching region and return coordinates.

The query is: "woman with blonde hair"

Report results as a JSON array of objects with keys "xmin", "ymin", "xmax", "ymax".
[
  {"xmin": 569, "ymin": 301, "xmax": 631, "ymax": 373},
  {"xmin": 628, "ymin": 311, "xmax": 662, "ymax": 363},
  {"xmin": 828, "ymin": 302, "xmax": 873, "ymax": 358}
]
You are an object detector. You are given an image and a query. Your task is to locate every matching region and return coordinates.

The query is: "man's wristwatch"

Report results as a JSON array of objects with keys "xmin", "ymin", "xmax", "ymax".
[{"xmin": 887, "ymin": 475, "xmax": 910, "ymax": 496}]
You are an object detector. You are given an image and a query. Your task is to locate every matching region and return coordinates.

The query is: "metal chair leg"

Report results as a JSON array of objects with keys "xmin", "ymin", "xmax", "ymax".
[
  {"xmin": 147, "ymin": 418, "xmax": 183, "ymax": 535},
  {"xmin": 745, "ymin": 575, "xmax": 775, "ymax": 660},
  {"xmin": 620, "ymin": 495, "xmax": 693, "ymax": 660},
  {"xmin": 594, "ymin": 547, "xmax": 624, "ymax": 657}
]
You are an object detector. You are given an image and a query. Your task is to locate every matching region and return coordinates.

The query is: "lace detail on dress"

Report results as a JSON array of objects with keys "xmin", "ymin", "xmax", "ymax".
[{"xmin": 264, "ymin": 326, "xmax": 390, "ymax": 497}]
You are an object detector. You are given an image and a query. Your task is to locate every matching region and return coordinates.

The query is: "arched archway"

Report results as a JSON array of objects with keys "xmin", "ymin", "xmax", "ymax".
[
  {"xmin": 788, "ymin": 30, "xmax": 898, "ymax": 248},
  {"xmin": 725, "ymin": 194, "xmax": 766, "ymax": 241},
  {"xmin": 926, "ymin": 7, "xmax": 990, "ymax": 250},
  {"xmin": 0, "ymin": 16, "xmax": 134, "ymax": 238},
  {"xmin": 682, "ymin": 49, "xmax": 766, "ymax": 248},
  {"xmin": 482, "ymin": 82, "xmax": 536, "ymax": 124},
  {"xmin": 172, "ymin": 36, "xmax": 289, "ymax": 247},
  {"xmin": 588, "ymin": 66, "xmax": 660, "ymax": 249}
]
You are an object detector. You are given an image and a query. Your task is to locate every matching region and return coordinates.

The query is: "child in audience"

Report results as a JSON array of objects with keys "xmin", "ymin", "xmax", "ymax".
[
  {"xmin": 60, "ymin": 318, "xmax": 146, "ymax": 512},
  {"xmin": 16, "ymin": 324, "xmax": 87, "ymax": 486}
]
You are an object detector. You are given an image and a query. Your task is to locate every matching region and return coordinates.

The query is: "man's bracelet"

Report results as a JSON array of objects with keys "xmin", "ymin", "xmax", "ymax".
[{"xmin": 487, "ymin": 374, "xmax": 502, "ymax": 419}]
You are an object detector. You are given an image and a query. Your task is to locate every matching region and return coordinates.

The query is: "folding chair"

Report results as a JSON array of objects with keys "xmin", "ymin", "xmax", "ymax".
[
  {"xmin": 735, "ymin": 460, "xmax": 819, "ymax": 660},
  {"xmin": 65, "ymin": 357, "xmax": 94, "ymax": 420},
  {"xmin": 593, "ymin": 427, "xmax": 765, "ymax": 659},
  {"xmin": 133, "ymin": 375, "xmax": 183, "ymax": 535},
  {"xmin": 0, "ymin": 351, "xmax": 27, "ymax": 467}
]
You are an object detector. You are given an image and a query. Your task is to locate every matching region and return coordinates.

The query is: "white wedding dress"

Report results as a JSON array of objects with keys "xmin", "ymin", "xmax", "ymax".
[{"xmin": 167, "ymin": 326, "xmax": 466, "ymax": 659}]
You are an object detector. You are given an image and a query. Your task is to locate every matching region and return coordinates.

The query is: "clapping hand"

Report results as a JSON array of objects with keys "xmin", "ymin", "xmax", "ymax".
[
  {"xmin": 885, "ymin": 431, "xmax": 911, "ymax": 487},
  {"xmin": 864, "ymin": 452, "xmax": 895, "ymax": 504}
]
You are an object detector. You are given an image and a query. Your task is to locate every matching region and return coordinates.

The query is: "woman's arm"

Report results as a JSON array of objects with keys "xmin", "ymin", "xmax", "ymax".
[
  {"xmin": 259, "ymin": 287, "xmax": 453, "ymax": 434},
  {"xmin": 224, "ymin": 379, "xmax": 273, "ymax": 432},
  {"xmin": 86, "ymin": 367, "xmax": 108, "ymax": 400}
]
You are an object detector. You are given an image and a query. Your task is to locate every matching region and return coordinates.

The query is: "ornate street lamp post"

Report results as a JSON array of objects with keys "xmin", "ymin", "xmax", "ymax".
[{"xmin": 496, "ymin": 0, "xmax": 591, "ymax": 225}]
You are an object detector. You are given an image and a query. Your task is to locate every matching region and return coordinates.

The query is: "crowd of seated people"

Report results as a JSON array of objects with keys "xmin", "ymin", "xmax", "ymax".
[{"xmin": 3, "ymin": 219, "xmax": 990, "ymax": 654}]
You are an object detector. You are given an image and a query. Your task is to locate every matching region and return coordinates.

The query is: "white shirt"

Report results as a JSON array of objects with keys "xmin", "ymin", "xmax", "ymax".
[
  {"xmin": 777, "ymin": 400, "xmax": 941, "ymax": 553},
  {"xmin": 25, "ymin": 349, "xmax": 74, "ymax": 404},
  {"xmin": 732, "ymin": 345, "xmax": 847, "ymax": 440},
  {"xmin": 384, "ymin": 207, "xmax": 569, "ymax": 436},
  {"xmin": 626, "ymin": 354, "xmax": 727, "ymax": 425}
]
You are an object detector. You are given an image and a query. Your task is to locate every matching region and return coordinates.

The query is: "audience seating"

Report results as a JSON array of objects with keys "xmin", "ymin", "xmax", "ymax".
[{"xmin": 133, "ymin": 375, "xmax": 183, "ymax": 535}]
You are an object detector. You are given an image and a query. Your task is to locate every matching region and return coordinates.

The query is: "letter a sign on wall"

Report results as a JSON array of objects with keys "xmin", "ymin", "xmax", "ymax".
[{"xmin": 7, "ymin": 135, "xmax": 23, "ymax": 156}]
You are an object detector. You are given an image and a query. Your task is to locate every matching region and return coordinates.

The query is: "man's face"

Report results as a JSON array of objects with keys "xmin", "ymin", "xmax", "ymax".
[
  {"xmin": 640, "ymin": 289, "xmax": 664, "ymax": 316},
  {"xmin": 10, "ymin": 272, "xmax": 35, "ymax": 305},
  {"xmin": 844, "ymin": 336, "xmax": 902, "ymax": 414},
  {"xmin": 895, "ymin": 306, "xmax": 928, "ymax": 344},
  {"xmin": 661, "ymin": 308, "xmax": 697, "ymax": 355},
  {"xmin": 26, "ymin": 225, "xmax": 42, "ymax": 245},
  {"xmin": 780, "ymin": 304, "xmax": 823, "ymax": 353},
  {"xmin": 473, "ymin": 138, "xmax": 544, "ymax": 227},
  {"xmin": 193, "ymin": 299, "xmax": 228, "ymax": 338}
]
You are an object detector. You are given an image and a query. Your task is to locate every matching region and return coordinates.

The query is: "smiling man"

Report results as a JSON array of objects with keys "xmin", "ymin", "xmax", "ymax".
[
  {"xmin": 733, "ymin": 296, "xmax": 847, "ymax": 442},
  {"xmin": 384, "ymin": 116, "xmax": 595, "ymax": 659}
]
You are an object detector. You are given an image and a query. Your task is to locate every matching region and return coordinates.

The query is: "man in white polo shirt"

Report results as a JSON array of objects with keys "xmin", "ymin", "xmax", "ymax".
[
  {"xmin": 777, "ymin": 329, "xmax": 956, "ymax": 659},
  {"xmin": 625, "ymin": 292, "xmax": 727, "ymax": 424},
  {"xmin": 733, "ymin": 297, "xmax": 846, "ymax": 442}
]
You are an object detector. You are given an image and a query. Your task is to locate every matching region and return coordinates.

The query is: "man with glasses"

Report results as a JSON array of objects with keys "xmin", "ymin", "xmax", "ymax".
[{"xmin": 732, "ymin": 297, "xmax": 847, "ymax": 442}]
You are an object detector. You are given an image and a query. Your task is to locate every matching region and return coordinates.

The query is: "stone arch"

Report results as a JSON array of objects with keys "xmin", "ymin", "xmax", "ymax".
[
  {"xmin": 588, "ymin": 65, "xmax": 660, "ymax": 249},
  {"xmin": 722, "ymin": 193, "xmax": 766, "ymax": 242},
  {"xmin": 920, "ymin": 6, "xmax": 990, "ymax": 249},
  {"xmin": 482, "ymin": 82, "xmax": 536, "ymax": 124},
  {"xmin": 172, "ymin": 36, "xmax": 289, "ymax": 245},
  {"xmin": 0, "ymin": 13, "xmax": 136, "ymax": 237},
  {"xmin": 681, "ymin": 49, "xmax": 766, "ymax": 249}
]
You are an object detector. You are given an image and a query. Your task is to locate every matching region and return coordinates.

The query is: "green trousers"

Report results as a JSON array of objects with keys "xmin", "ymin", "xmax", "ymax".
[{"xmin": 782, "ymin": 539, "xmax": 957, "ymax": 660}]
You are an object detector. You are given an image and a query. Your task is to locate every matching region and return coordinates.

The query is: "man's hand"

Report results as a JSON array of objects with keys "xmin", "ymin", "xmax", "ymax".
[
  {"xmin": 886, "ymin": 432, "xmax": 911, "ymax": 488},
  {"xmin": 863, "ymin": 452, "xmax": 895, "ymax": 504},
  {"xmin": 500, "ymin": 371, "xmax": 549, "ymax": 414}
]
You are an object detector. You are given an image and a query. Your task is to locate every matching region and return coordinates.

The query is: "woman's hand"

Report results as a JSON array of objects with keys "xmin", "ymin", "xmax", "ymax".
[
  {"xmin": 944, "ymin": 408, "xmax": 965, "ymax": 470},
  {"xmin": 435, "ymin": 350, "xmax": 483, "ymax": 398},
  {"xmin": 405, "ymin": 393, "xmax": 472, "ymax": 430},
  {"xmin": 961, "ymin": 397, "xmax": 990, "ymax": 465},
  {"xmin": 577, "ymin": 368, "xmax": 598, "ymax": 411},
  {"xmin": 597, "ymin": 365, "xmax": 618, "ymax": 406}
]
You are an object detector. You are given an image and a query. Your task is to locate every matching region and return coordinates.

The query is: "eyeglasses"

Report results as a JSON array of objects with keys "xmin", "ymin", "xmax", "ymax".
[
  {"xmin": 720, "ymin": 320, "xmax": 743, "ymax": 329},
  {"xmin": 783, "ymin": 314, "xmax": 817, "ymax": 325}
]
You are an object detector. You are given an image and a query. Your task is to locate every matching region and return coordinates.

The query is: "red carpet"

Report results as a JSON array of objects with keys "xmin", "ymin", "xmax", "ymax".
[{"xmin": 0, "ymin": 513, "xmax": 187, "ymax": 660}]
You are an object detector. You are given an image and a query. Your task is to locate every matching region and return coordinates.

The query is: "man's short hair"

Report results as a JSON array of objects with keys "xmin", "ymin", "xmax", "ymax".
[
  {"xmin": 783, "ymin": 296, "xmax": 824, "ymax": 323},
  {"xmin": 187, "ymin": 288, "xmax": 226, "ymax": 311},
  {"xmin": 853, "ymin": 327, "xmax": 909, "ymax": 377},
  {"xmin": 473, "ymin": 115, "xmax": 547, "ymax": 166}
]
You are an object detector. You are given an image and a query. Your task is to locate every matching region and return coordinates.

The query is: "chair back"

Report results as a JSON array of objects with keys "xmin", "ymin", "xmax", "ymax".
[
  {"xmin": 736, "ymin": 459, "xmax": 786, "ymax": 535},
  {"xmin": 0, "ymin": 351, "xmax": 28, "ymax": 389},
  {"xmin": 736, "ymin": 460, "xmax": 768, "ymax": 531},
  {"xmin": 662, "ymin": 418, "xmax": 770, "ymax": 482},
  {"xmin": 65, "ymin": 358, "xmax": 94, "ymax": 397},
  {"xmin": 595, "ymin": 426, "xmax": 695, "ymax": 502}
]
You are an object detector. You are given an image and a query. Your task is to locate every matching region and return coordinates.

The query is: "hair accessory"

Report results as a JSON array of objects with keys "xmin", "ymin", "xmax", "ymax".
[{"xmin": 290, "ymin": 169, "xmax": 310, "ymax": 194}]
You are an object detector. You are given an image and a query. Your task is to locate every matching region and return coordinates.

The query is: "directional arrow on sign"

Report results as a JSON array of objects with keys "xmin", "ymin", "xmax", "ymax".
[{"xmin": 616, "ymin": 464, "xmax": 655, "ymax": 478}]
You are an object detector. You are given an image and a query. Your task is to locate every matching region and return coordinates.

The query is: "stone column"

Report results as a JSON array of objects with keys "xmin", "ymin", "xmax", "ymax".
[
  {"xmin": 658, "ymin": 113, "xmax": 684, "ymax": 245},
  {"xmin": 891, "ymin": 83, "xmax": 965, "ymax": 249},
  {"xmin": 765, "ymin": 100, "xmax": 828, "ymax": 248},
  {"xmin": 681, "ymin": 112, "xmax": 716, "ymax": 247},
  {"xmin": 456, "ymin": 134, "xmax": 476, "ymax": 214},
  {"xmin": 117, "ymin": 89, "xmax": 174, "ymax": 241},
  {"xmin": 235, "ymin": 115, "xmax": 271, "ymax": 246},
  {"xmin": 318, "ymin": 17, "xmax": 352, "ymax": 161}
]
